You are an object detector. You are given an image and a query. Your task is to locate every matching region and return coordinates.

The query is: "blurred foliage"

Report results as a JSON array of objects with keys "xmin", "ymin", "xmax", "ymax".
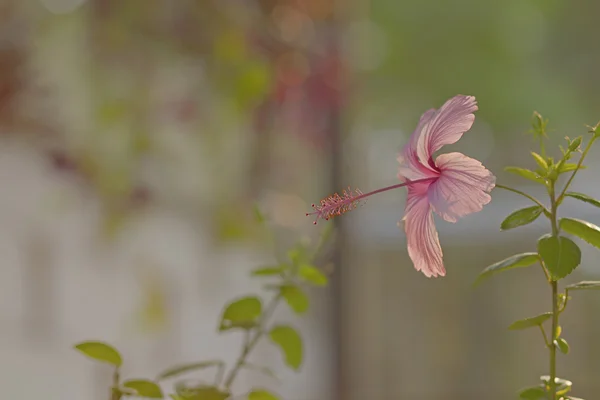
[
  {"xmin": 4, "ymin": 0, "xmax": 340, "ymax": 243},
  {"xmin": 365, "ymin": 0, "xmax": 600, "ymax": 136},
  {"xmin": 74, "ymin": 222, "xmax": 333, "ymax": 400}
]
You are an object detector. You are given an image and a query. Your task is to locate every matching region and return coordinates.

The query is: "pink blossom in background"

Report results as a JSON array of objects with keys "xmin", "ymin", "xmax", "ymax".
[{"xmin": 397, "ymin": 95, "xmax": 496, "ymax": 278}]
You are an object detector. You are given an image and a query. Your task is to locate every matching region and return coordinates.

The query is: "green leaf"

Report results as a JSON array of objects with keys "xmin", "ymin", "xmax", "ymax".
[
  {"xmin": 500, "ymin": 206, "xmax": 543, "ymax": 230},
  {"xmin": 508, "ymin": 312, "xmax": 553, "ymax": 330},
  {"xmin": 248, "ymin": 389, "xmax": 280, "ymax": 400},
  {"xmin": 122, "ymin": 379, "xmax": 163, "ymax": 398},
  {"xmin": 298, "ymin": 264, "xmax": 328, "ymax": 286},
  {"xmin": 269, "ymin": 325, "xmax": 303, "ymax": 370},
  {"xmin": 558, "ymin": 163, "xmax": 586, "ymax": 174},
  {"xmin": 280, "ymin": 285, "xmax": 309, "ymax": 314},
  {"xmin": 538, "ymin": 234, "xmax": 581, "ymax": 280},
  {"xmin": 564, "ymin": 192, "xmax": 600, "ymax": 208},
  {"xmin": 531, "ymin": 152, "xmax": 549, "ymax": 172},
  {"xmin": 518, "ymin": 386, "xmax": 546, "ymax": 399},
  {"xmin": 74, "ymin": 341, "xmax": 123, "ymax": 367},
  {"xmin": 566, "ymin": 281, "xmax": 600, "ymax": 291},
  {"xmin": 568, "ymin": 136, "xmax": 583, "ymax": 152},
  {"xmin": 560, "ymin": 218, "xmax": 600, "ymax": 248},
  {"xmin": 219, "ymin": 296, "xmax": 262, "ymax": 331},
  {"xmin": 156, "ymin": 360, "xmax": 224, "ymax": 381},
  {"xmin": 251, "ymin": 266, "xmax": 287, "ymax": 277},
  {"xmin": 555, "ymin": 338, "xmax": 570, "ymax": 354},
  {"xmin": 531, "ymin": 111, "xmax": 547, "ymax": 135},
  {"xmin": 504, "ymin": 166, "xmax": 545, "ymax": 184},
  {"xmin": 475, "ymin": 252, "xmax": 539, "ymax": 285}
]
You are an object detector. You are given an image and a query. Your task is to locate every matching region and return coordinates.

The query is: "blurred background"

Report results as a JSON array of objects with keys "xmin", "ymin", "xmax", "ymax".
[{"xmin": 1, "ymin": 0, "xmax": 600, "ymax": 399}]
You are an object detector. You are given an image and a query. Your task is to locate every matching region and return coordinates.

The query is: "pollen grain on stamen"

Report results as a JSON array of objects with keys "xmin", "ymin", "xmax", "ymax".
[{"xmin": 306, "ymin": 187, "xmax": 366, "ymax": 224}]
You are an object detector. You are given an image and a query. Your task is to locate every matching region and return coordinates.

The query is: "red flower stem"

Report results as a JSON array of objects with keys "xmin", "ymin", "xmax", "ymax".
[{"xmin": 345, "ymin": 177, "xmax": 435, "ymax": 203}]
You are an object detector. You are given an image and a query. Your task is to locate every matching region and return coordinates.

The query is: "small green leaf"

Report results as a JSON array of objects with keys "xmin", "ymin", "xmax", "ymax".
[
  {"xmin": 518, "ymin": 386, "xmax": 546, "ymax": 399},
  {"xmin": 566, "ymin": 397, "xmax": 585, "ymax": 400},
  {"xmin": 219, "ymin": 296, "xmax": 262, "ymax": 331},
  {"xmin": 475, "ymin": 252, "xmax": 539, "ymax": 285},
  {"xmin": 269, "ymin": 325, "xmax": 303, "ymax": 370},
  {"xmin": 566, "ymin": 281, "xmax": 600, "ymax": 291},
  {"xmin": 564, "ymin": 192, "xmax": 600, "ymax": 208},
  {"xmin": 298, "ymin": 264, "xmax": 328, "ymax": 286},
  {"xmin": 280, "ymin": 285, "xmax": 309, "ymax": 314},
  {"xmin": 538, "ymin": 234, "xmax": 581, "ymax": 280},
  {"xmin": 156, "ymin": 360, "xmax": 224, "ymax": 381},
  {"xmin": 531, "ymin": 152, "xmax": 548, "ymax": 172},
  {"xmin": 504, "ymin": 166, "xmax": 545, "ymax": 183},
  {"xmin": 251, "ymin": 266, "xmax": 287, "ymax": 277},
  {"xmin": 568, "ymin": 136, "xmax": 583, "ymax": 152},
  {"xmin": 500, "ymin": 206, "xmax": 543, "ymax": 230},
  {"xmin": 560, "ymin": 218, "xmax": 600, "ymax": 249},
  {"xmin": 531, "ymin": 111, "xmax": 547, "ymax": 134},
  {"xmin": 508, "ymin": 312, "xmax": 553, "ymax": 330},
  {"xmin": 555, "ymin": 338, "xmax": 570, "ymax": 354},
  {"xmin": 248, "ymin": 388, "xmax": 280, "ymax": 400},
  {"xmin": 558, "ymin": 163, "xmax": 586, "ymax": 174},
  {"xmin": 122, "ymin": 379, "xmax": 163, "ymax": 398},
  {"xmin": 74, "ymin": 341, "xmax": 123, "ymax": 367}
]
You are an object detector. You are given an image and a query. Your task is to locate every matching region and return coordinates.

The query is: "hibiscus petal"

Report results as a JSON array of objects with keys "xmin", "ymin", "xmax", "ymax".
[
  {"xmin": 416, "ymin": 95, "xmax": 478, "ymax": 166},
  {"xmin": 428, "ymin": 152, "xmax": 496, "ymax": 223},
  {"xmin": 401, "ymin": 182, "xmax": 445, "ymax": 277},
  {"xmin": 397, "ymin": 109, "xmax": 438, "ymax": 182}
]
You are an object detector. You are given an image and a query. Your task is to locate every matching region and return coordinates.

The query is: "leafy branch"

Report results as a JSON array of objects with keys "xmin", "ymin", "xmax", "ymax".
[
  {"xmin": 476, "ymin": 113, "xmax": 600, "ymax": 400},
  {"xmin": 73, "ymin": 209, "xmax": 333, "ymax": 400}
]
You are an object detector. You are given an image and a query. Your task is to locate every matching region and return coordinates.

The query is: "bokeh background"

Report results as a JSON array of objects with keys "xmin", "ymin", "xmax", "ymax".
[{"xmin": 1, "ymin": 0, "xmax": 600, "ymax": 399}]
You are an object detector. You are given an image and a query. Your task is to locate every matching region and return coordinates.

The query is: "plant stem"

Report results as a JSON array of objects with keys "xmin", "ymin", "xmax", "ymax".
[
  {"xmin": 222, "ymin": 294, "xmax": 282, "ymax": 389},
  {"xmin": 549, "ymin": 280, "xmax": 558, "ymax": 399},
  {"xmin": 538, "ymin": 259, "xmax": 550, "ymax": 282},
  {"xmin": 494, "ymin": 184, "xmax": 550, "ymax": 213},
  {"xmin": 539, "ymin": 325, "xmax": 550, "ymax": 347},
  {"xmin": 548, "ymin": 182, "xmax": 560, "ymax": 400},
  {"xmin": 557, "ymin": 136, "xmax": 596, "ymax": 204},
  {"xmin": 111, "ymin": 368, "xmax": 121, "ymax": 400}
]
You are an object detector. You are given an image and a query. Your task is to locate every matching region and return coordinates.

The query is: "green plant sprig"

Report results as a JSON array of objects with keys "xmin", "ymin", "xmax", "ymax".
[
  {"xmin": 73, "ymin": 209, "xmax": 334, "ymax": 400},
  {"xmin": 476, "ymin": 113, "xmax": 600, "ymax": 400}
]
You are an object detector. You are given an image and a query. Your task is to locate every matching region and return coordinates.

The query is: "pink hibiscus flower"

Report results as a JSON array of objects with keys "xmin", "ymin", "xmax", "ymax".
[
  {"xmin": 307, "ymin": 95, "xmax": 495, "ymax": 277},
  {"xmin": 397, "ymin": 95, "xmax": 496, "ymax": 277}
]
